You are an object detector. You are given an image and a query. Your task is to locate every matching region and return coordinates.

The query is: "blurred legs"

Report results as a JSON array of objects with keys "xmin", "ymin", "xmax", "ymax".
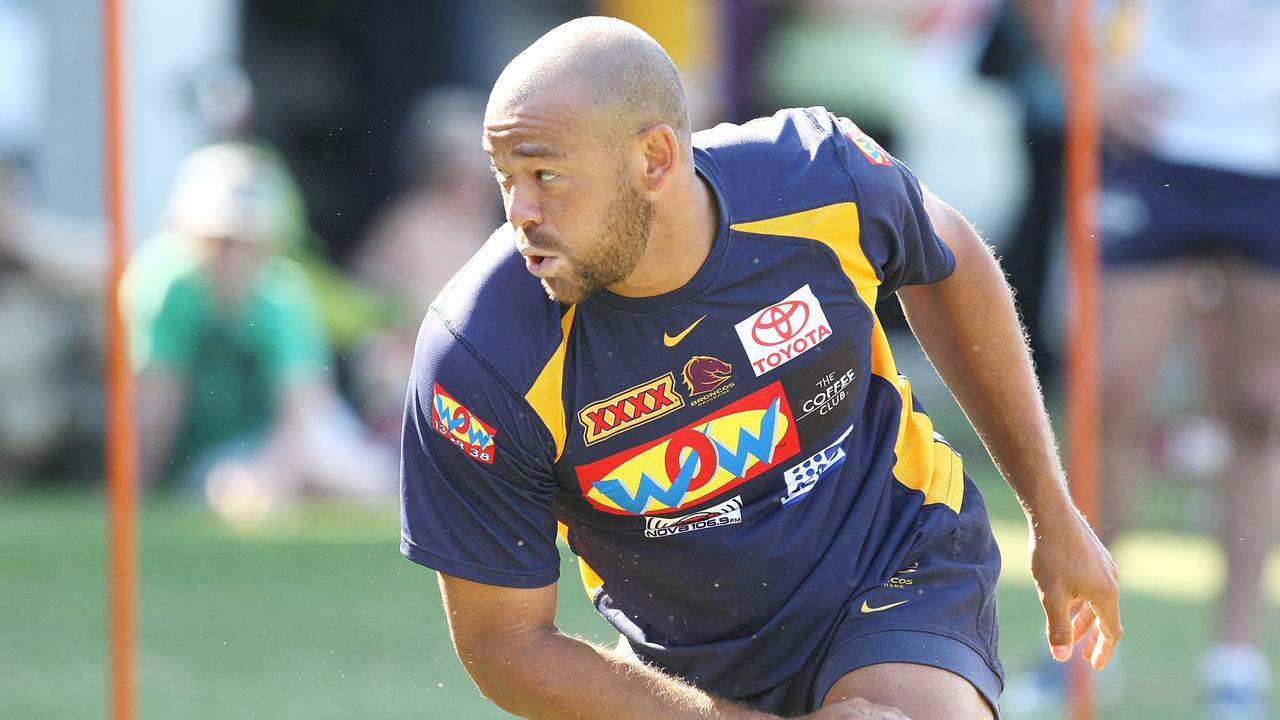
[{"xmin": 1099, "ymin": 261, "xmax": 1192, "ymax": 543}]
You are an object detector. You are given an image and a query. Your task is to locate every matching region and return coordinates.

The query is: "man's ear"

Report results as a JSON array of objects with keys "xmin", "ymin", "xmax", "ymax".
[{"xmin": 636, "ymin": 123, "xmax": 680, "ymax": 192}]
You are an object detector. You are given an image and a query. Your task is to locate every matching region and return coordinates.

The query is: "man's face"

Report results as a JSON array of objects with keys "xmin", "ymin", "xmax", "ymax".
[{"xmin": 483, "ymin": 87, "xmax": 653, "ymax": 304}]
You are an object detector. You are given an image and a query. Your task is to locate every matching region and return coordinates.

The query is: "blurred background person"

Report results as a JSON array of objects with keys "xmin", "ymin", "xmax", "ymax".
[
  {"xmin": 1092, "ymin": 1, "xmax": 1280, "ymax": 718},
  {"xmin": 0, "ymin": 0, "xmax": 106, "ymax": 486},
  {"xmin": 186, "ymin": 59, "xmax": 391, "ymax": 363},
  {"xmin": 125, "ymin": 143, "xmax": 394, "ymax": 524},
  {"xmin": 0, "ymin": 153, "xmax": 105, "ymax": 486},
  {"xmin": 351, "ymin": 86, "xmax": 500, "ymax": 440}
]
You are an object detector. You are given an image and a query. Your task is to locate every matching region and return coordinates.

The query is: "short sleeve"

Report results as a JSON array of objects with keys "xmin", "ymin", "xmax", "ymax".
[
  {"xmin": 830, "ymin": 115, "xmax": 956, "ymax": 299},
  {"xmin": 399, "ymin": 308, "xmax": 561, "ymax": 588}
]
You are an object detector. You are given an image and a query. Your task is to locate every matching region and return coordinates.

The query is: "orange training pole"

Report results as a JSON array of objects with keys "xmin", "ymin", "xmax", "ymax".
[
  {"xmin": 1064, "ymin": 0, "xmax": 1101, "ymax": 718},
  {"xmin": 104, "ymin": 0, "xmax": 138, "ymax": 717}
]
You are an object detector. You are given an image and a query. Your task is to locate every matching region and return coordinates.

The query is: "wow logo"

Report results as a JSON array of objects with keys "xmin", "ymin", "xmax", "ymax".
[
  {"xmin": 835, "ymin": 115, "xmax": 892, "ymax": 167},
  {"xmin": 576, "ymin": 383, "xmax": 800, "ymax": 515},
  {"xmin": 432, "ymin": 382, "xmax": 496, "ymax": 464}
]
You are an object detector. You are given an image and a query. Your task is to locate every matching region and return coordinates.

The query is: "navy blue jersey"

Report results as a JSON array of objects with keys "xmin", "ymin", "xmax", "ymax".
[{"xmin": 401, "ymin": 107, "xmax": 970, "ymax": 699}]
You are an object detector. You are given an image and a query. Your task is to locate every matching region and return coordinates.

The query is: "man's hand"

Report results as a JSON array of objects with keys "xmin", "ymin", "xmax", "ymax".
[
  {"xmin": 801, "ymin": 698, "xmax": 913, "ymax": 720},
  {"xmin": 1028, "ymin": 508, "xmax": 1123, "ymax": 670}
]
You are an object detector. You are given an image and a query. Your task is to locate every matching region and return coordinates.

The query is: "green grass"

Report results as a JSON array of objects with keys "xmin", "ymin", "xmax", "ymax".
[
  {"xmin": 2, "ymin": 481, "xmax": 1278, "ymax": 719},
  {"xmin": 0, "ymin": 492, "xmax": 609, "ymax": 719}
]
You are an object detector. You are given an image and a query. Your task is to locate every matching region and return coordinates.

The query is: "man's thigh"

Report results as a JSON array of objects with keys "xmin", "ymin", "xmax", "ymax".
[{"xmin": 823, "ymin": 662, "xmax": 993, "ymax": 720}]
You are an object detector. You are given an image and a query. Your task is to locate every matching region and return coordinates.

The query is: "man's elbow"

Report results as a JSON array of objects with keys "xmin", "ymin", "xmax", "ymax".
[{"xmin": 451, "ymin": 626, "xmax": 551, "ymax": 714}]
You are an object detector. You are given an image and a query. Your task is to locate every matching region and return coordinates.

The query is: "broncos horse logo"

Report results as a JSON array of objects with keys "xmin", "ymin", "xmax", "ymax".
[{"xmin": 683, "ymin": 355, "xmax": 733, "ymax": 396}]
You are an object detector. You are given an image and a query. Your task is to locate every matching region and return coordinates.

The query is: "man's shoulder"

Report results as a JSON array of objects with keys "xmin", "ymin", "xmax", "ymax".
[
  {"xmin": 425, "ymin": 223, "xmax": 570, "ymax": 393},
  {"xmin": 693, "ymin": 108, "xmax": 857, "ymax": 222},
  {"xmin": 694, "ymin": 107, "xmax": 838, "ymax": 163}
]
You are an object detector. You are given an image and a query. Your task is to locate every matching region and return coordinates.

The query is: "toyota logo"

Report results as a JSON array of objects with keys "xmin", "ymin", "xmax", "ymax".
[{"xmin": 751, "ymin": 300, "xmax": 809, "ymax": 346}]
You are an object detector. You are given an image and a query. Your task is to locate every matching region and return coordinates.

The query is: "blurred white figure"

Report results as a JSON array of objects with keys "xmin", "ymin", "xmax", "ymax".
[
  {"xmin": 1094, "ymin": 1, "xmax": 1280, "ymax": 718},
  {"xmin": 760, "ymin": 0, "xmax": 1022, "ymax": 241}
]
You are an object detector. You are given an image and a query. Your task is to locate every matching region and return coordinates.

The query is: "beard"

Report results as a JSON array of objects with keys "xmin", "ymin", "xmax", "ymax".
[{"xmin": 537, "ymin": 175, "xmax": 654, "ymax": 305}]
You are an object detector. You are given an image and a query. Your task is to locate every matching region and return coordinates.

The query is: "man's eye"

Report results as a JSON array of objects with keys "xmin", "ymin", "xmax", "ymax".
[{"xmin": 535, "ymin": 169, "xmax": 559, "ymax": 182}]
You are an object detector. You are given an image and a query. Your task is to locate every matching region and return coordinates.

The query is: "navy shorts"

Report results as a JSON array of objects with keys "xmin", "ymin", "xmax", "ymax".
[
  {"xmin": 1100, "ymin": 151, "xmax": 1280, "ymax": 271},
  {"xmin": 735, "ymin": 475, "xmax": 1004, "ymax": 717}
]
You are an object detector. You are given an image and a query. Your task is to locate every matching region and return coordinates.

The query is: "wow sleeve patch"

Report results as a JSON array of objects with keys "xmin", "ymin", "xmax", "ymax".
[
  {"xmin": 431, "ymin": 383, "xmax": 497, "ymax": 464},
  {"xmin": 835, "ymin": 115, "xmax": 892, "ymax": 167}
]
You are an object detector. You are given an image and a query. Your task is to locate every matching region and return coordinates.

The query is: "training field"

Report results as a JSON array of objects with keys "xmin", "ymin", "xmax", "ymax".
[{"xmin": 3, "ymin": 470, "xmax": 1279, "ymax": 719}]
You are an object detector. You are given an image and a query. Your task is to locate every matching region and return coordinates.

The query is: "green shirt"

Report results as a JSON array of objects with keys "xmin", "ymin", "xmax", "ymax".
[{"xmin": 126, "ymin": 237, "xmax": 331, "ymax": 479}]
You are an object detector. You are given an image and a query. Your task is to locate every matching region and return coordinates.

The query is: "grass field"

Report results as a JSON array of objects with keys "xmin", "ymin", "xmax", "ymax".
[{"xmin": 3, "ymin": 474, "xmax": 1279, "ymax": 719}]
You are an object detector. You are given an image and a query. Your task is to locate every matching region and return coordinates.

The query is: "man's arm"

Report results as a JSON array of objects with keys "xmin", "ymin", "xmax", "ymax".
[
  {"xmin": 438, "ymin": 573, "xmax": 909, "ymax": 720},
  {"xmin": 895, "ymin": 187, "xmax": 1122, "ymax": 669}
]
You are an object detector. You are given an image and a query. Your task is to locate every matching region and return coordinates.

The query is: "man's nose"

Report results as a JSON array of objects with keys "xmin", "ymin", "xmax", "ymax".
[{"xmin": 506, "ymin": 180, "xmax": 543, "ymax": 229}]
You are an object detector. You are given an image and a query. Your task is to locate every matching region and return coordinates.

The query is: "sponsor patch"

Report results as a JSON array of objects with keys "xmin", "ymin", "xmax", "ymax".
[
  {"xmin": 682, "ymin": 355, "xmax": 736, "ymax": 407},
  {"xmin": 801, "ymin": 368, "xmax": 855, "ymax": 419},
  {"xmin": 735, "ymin": 285, "xmax": 833, "ymax": 377},
  {"xmin": 431, "ymin": 383, "xmax": 496, "ymax": 464},
  {"xmin": 780, "ymin": 338, "xmax": 859, "ymax": 445},
  {"xmin": 835, "ymin": 115, "xmax": 892, "ymax": 167},
  {"xmin": 576, "ymin": 382, "xmax": 800, "ymax": 516},
  {"xmin": 781, "ymin": 425, "xmax": 853, "ymax": 504},
  {"xmin": 578, "ymin": 373, "xmax": 684, "ymax": 446},
  {"xmin": 644, "ymin": 496, "xmax": 743, "ymax": 538}
]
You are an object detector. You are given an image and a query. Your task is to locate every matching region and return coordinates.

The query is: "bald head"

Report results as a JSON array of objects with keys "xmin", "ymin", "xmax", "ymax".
[{"xmin": 488, "ymin": 17, "xmax": 691, "ymax": 157}]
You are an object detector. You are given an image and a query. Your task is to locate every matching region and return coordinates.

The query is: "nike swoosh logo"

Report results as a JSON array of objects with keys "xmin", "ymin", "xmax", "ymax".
[
  {"xmin": 860, "ymin": 599, "xmax": 909, "ymax": 614},
  {"xmin": 663, "ymin": 315, "xmax": 707, "ymax": 347}
]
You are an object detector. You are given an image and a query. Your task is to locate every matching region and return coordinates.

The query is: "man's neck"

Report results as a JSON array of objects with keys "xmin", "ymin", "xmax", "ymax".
[{"xmin": 607, "ymin": 169, "xmax": 717, "ymax": 298}]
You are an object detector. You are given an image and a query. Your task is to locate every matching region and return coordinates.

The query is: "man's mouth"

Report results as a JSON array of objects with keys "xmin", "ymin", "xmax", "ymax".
[
  {"xmin": 523, "ymin": 253, "xmax": 559, "ymax": 275},
  {"xmin": 518, "ymin": 232, "xmax": 561, "ymax": 276}
]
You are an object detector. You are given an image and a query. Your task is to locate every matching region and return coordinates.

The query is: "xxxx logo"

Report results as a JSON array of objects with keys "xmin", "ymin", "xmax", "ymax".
[
  {"xmin": 578, "ymin": 373, "xmax": 684, "ymax": 446},
  {"xmin": 431, "ymin": 382, "xmax": 496, "ymax": 464},
  {"xmin": 575, "ymin": 382, "xmax": 800, "ymax": 515}
]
